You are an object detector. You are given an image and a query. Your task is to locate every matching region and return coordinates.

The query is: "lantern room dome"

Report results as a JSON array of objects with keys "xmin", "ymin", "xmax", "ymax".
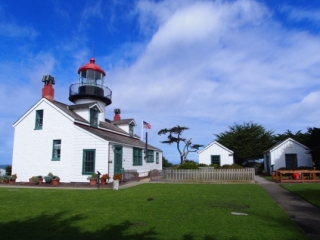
[{"xmin": 78, "ymin": 58, "xmax": 106, "ymax": 76}]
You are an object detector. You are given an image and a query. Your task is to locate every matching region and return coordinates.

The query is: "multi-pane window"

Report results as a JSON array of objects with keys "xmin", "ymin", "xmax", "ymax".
[
  {"xmin": 35, "ymin": 110, "xmax": 43, "ymax": 130},
  {"xmin": 156, "ymin": 152, "xmax": 159, "ymax": 164},
  {"xmin": 133, "ymin": 148, "xmax": 142, "ymax": 166},
  {"xmin": 146, "ymin": 150, "xmax": 154, "ymax": 163},
  {"xmin": 129, "ymin": 124, "xmax": 134, "ymax": 137},
  {"xmin": 82, "ymin": 150, "xmax": 95, "ymax": 174},
  {"xmin": 90, "ymin": 108, "xmax": 98, "ymax": 127},
  {"xmin": 52, "ymin": 140, "xmax": 61, "ymax": 161},
  {"xmin": 211, "ymin": 155, "xmax": 221, "ymax": 166}
]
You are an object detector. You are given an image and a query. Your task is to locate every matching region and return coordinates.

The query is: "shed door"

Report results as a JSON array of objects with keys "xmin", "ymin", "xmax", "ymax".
[
  {"xmin": 114, "ymin": 146, "xmax": 123, "ymax": 174},
  {"xmin": 285, "ymin": 154, "xmax": 297, "ymax": 169}
]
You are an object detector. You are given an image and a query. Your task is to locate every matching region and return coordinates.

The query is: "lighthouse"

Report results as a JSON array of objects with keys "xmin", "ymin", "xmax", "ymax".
[{"xmin": 69, "ymin": 58, "xmax": 112, "ymax": 122}]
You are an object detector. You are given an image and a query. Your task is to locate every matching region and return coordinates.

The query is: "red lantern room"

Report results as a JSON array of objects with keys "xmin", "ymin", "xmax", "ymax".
[{"xmin": 69, "ymin": 58, "xmax": 112, "ymax": 106}]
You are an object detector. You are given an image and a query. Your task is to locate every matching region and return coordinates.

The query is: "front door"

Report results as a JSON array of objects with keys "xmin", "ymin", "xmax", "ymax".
[
  {"xmin": 114, "ymin": 146, "xmax": 123, "ymax": 174},
  {"xmin": 285, "ymin": 154, "xmax": 297, "ymax": 170}
]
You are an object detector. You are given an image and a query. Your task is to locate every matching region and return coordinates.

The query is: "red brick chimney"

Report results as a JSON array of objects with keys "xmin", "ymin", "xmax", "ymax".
[
  {"xmin": 114, "ymin": 108, "xmax": 121, "ymax": 121},
  {"xmin": 42, "ymin": 75, "xmax": 55, "ymax": 101}
]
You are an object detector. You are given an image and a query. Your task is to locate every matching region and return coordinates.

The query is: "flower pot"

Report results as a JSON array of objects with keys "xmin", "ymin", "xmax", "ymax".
[
  {"xmin": 292, "ymin": 173, "xmax": 299, "ymax": 180},
  {"xmin": 9, "ymin": 180, "xmax": 15, "ymax": 184},
  {"xmin": 52, "ymin": 179, "xmax": 60, "ymax": 186},
  {"xmin": 89, "ymin": 179, "xmax": 97, "ymax": 186},
  {"xmin": 100, "ymin": 180, "xmax": 106, "ymax": 185},
  {"xmin": 113, "ymin": 180, "xmax": 119, "ymax": 190},
  {"xmin": 38, "ymin": 178, "xmax": 43, "ymax": 185}
]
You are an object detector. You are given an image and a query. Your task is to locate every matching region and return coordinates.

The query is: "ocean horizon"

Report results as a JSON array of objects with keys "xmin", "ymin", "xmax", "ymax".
[{"xmin": 0, "ymin": 164, "xmax": 10, "ymax": 169}]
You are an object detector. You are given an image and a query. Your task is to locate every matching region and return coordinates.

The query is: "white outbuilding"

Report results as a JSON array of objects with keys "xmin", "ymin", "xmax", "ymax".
[
  {"xmin": 11, "ymin": 57, "xmax": 162, "ymax": 182},
  {"xmin": 198, "ymin": 141, "xmax": 234, "ymax": 166},
  {"xmin": 263, "ymin": 138, "xmax": 313, "ymax": 174}
]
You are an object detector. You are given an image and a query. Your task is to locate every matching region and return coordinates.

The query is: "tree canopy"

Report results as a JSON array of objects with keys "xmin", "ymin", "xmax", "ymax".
[
  {"xmin": 306, "ymin": 127, "xmax": 320, "ymax": 169},
  {"xmin": 215, "ymin": 122, "xmax": 275, "ymax": 166},
  {"xmin": 273, "ymin": 129, "xmax": 310, "ymax": 146},
  {"xmin": 158, "ymin": 126, "xmax": 203, "ymax": 164}
]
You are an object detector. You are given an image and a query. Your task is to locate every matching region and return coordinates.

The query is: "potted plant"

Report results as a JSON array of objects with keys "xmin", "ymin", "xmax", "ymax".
[
  {"xmin": 113, "ymin": 174, "xmax": 122, "ymax": 190},
  {"xmin": 52, "ymin": 175, "xmax": 60, "ymax": 186},
  {"xmin": 9, "ymin": 174, "xmax": 17, "ymax": 184},
  {"xmin": 31, "ymin": 175, "xmax": 43, "ymax": 185},
  {"xmin": 87, "ymin": 173, "xmax": 98, "ymax": 186},
  {"xmin": 100, "ymin": 174, "xmax": 110, "ymax": 185},
  {"xmin": 2, "ymin": 175, "xmax": 9, "ymax": 184},
  {"xmin": 44, "ymin": 172, "xmax": 53, "ymax": 184}
]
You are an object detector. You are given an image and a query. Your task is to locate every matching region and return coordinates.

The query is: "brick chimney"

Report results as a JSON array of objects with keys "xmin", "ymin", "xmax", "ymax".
[
  {"xmin": 42, "ymin": 75, "xmax": 55, "ymax": 101},
  {"xmin": 114, "ymin": 108, "xmax": 121, "ymax": 121}
]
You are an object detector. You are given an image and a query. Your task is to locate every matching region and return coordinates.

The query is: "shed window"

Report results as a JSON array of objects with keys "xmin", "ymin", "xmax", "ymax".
[
  {"xmin": 211, "ymin": 155, "xmax": 221, "ymax": 166},
  {"xmin": 156, "ymin": 152, "xmax": 159, "ymax": 164}
]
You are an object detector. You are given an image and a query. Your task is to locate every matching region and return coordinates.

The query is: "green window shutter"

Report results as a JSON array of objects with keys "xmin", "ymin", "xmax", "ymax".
[
  {"xmin": 35, "ymin": 110, "xmax": 43, "ymax": 130},
  {"xmin": 52, "ymin": 140, "xmax": 61, "ymax": 161},
  {"xmin": 82, "ymin": 149, "xmax": 96, "ymax": 174}
]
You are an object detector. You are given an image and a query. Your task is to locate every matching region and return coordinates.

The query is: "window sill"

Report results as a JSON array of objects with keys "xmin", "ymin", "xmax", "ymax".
[{"xmin": 51, "ymin": 158, "xmax": 60, "ymax": 161}]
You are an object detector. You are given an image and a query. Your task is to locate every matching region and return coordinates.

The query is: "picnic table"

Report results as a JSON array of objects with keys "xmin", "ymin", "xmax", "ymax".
[{"xmin": 272, "ymin": 170, "xmax": 320, "ymax": 183}]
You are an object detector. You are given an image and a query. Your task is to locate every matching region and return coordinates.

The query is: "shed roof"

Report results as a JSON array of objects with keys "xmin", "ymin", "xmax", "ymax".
[
  {"xmin": 264, "ymin": 138, "xmax": 308, "ymax": 153},
  {"xmin": 198, "ymin": 141, "xmax": 233, "ymax": 154}
]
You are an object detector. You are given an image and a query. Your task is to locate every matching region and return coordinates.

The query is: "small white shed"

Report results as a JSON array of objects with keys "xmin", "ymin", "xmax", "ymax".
[
  {"xmin": 198, "ymin": 141, "xmax": 234, "ymax": 166},
  {"xmin": 264, "ymin": 138, "xmax": 313, "ymax": 174}
]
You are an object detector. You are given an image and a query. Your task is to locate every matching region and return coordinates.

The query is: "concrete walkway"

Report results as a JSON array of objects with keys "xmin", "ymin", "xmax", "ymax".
[{"xmin": 255, "ymin": 176, "xmax": 320, "ymax": 240}]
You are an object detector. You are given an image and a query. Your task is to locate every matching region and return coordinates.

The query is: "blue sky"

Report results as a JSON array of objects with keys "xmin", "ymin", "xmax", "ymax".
[{"xmin": 1, "ymin": 0, "xmax": 320, "ymax": 165}]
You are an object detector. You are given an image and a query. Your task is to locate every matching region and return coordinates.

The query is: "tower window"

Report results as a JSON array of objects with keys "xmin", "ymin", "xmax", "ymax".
[
  {"xmin": 129, "ymin": 123, "xmax": 134, "ymax": 137},
  {"xmin": 35, "ymin": 110, "xmax": 43, "ymax": 130},
  {"xmin": 90, "ymin": 108, "xmax": 98, "ymax": 127}
]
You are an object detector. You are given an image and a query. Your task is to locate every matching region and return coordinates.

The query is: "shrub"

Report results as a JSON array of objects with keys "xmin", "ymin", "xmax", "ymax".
[
  {"xmin": 5, "ymin": 165, "xmax": 12, "ymax": 175},
  {"xmin": 44, "ymin": 176, "xmax": 52, "ymax": 183},
  {"xmin": 198, "ymin": 163, "xmax": 208, "ymax": 167},
  {"xmin": 209, "ymin": 164, "xmax": 220, "ymax": 169},
  {"xmin": 220, "ymin": 164, "xmax": 244, "ymax": 169},
  {"xmin": 177, "ymin": 162, "xmax": 199, "ymax": 169},
  {"xmin": 100, "ymin": 174, "xmax": 110, "ymax": 181}
]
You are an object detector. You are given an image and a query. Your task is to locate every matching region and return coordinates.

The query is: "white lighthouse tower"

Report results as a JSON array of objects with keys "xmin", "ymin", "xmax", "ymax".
[{"xmin": 69, "ymin": 58, "xmax": 112, "ymax": 122}]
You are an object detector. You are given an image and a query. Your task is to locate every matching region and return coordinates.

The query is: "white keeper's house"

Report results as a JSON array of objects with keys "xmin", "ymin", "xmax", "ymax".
[{"xmin": 12, "ymin": 57, "xmax": 162, "ymax": 182}]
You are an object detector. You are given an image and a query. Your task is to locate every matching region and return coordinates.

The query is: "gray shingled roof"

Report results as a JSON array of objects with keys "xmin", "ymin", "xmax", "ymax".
[
  {"xmin": 52, "ymin": 100, "xmax": 160, "ymax": 151},
  {"xmin": 112, "ymin": 119, "xmax": 135, "ymax": 125},
  {"xmin": 68, "ymin": 102, "xmax": 98, "ymax": 110},
  {"xmin": 75, "ymin": 123, "xmax": 161, "ymax": 151},
  {"xmin": 52, "ymin": 101, "xmax": 88, "ymax": 123}
]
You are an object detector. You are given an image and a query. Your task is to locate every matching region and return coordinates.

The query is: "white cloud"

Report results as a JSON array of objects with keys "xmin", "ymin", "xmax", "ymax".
[
  {"xmin": 281, "ymin": 5, "xmax": 320, "ymax": 24},
  {"xmin": 104, "ymin": 0, "xmax": 320, "ymax": 163}
]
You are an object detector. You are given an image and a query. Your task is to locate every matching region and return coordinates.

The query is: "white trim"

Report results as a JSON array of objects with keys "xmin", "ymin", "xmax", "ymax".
[
  {"xmin": 267, "ymin": 138, "xmax": 309, "ymax": 153},
  {"xmin": 198, "ymin": 141, "xmax": 233, "ymax": 154}
]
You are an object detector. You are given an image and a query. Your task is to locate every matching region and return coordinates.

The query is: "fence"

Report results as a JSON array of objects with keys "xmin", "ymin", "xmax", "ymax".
[{"xmin": 150, "ymin": 168, "xmax": 255, "ymax": 182}]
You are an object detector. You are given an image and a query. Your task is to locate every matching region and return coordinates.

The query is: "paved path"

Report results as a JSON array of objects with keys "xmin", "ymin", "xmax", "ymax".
[{"xmin": 255, "ymin": 176, "xmax": 320, "ymax": 240}]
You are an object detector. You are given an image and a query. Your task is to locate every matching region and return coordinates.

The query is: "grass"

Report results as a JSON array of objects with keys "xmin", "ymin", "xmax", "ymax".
[
  {"xmin": 281, "ymin": 183, "xmax": 320, "ymax": 208},
  {"xmin": 0, "ymin": 184, "xmax": 308, "ymax": 240}
]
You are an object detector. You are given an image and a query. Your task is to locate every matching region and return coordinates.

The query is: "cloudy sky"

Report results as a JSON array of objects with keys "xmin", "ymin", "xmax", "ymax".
[{"xmin": 1, "ymin": 0, "xmax": 320, "ymax": 165}]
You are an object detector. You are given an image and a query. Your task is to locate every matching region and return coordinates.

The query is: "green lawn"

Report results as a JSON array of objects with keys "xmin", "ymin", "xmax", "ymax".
[
  {"xmin": 0, "ymin": 184, "xmax": 308, "ymax": 240},
  {"xmin": 281, "ymin": 183, "xmax": 320, "ymax": 208}
]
